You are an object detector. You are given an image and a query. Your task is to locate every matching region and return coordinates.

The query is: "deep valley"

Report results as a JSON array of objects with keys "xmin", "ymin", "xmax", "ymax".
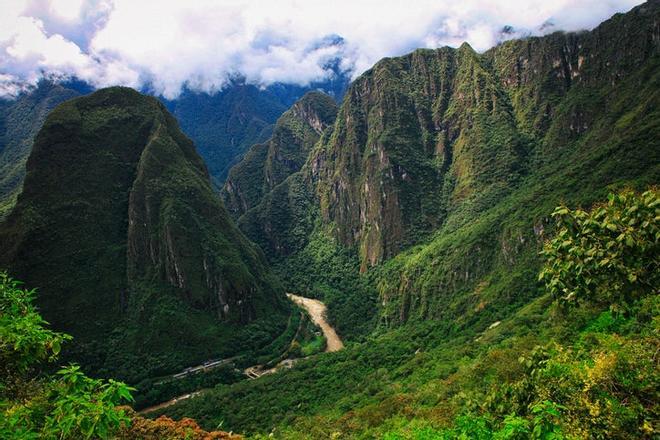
[{"xmin": 1, "ymin": 1, "xmax": 659, "ymax": 439}]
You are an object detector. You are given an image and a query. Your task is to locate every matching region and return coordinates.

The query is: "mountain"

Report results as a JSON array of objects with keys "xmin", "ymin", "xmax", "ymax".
[
  {"xmin": 179, "ymin": 3, "xmax": 660, "ymax": 435},
  {"xmin": 0, "ymin": 81, "xmax": 85, "ymax": 221},
  {"xmin": 316, "ymin": 43, "xmax": 529, "ymax": 268},
  {"xmin": 0, "ymin": 2, "xmax": 657, "ymax": 439},
  {"xmin": 229, "ymin": 0, "xmax": 659, "ymax": 322},
  {"xmin": 222, "ymin": 91, "xmax": 338, "ymax": 220},
  {"xmin": 0, "ymin": 87, "xmax": 289, "ymax": 382},
  {"xmin": 162, "ymin": 76, "xmax": 350, "ymax": 187},
  {"xmin": 0, "ymin": 75, "xmax": 350, "ymax": 222},
  {"xmin": 220, "ymin": 91, "xmax": 378, "ymax": 342},
  {"xmin": 161, "ymin": 84, "xmax": 289, "ymax": 188},
  {"xmin": 370, "ymin": 0, "xmax": 660, "ymax": 325}
]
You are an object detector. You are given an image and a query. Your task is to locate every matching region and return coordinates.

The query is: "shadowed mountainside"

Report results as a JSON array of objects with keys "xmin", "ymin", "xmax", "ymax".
[{"xmin": 0, "ymin": 87, "xmax": 289, "ymax": 383}]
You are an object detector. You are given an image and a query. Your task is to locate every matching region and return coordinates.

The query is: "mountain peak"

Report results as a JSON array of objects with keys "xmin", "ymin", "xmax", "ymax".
[
  {"xmin": 291, "ymin": 91, "xmax": 339, "ymax": 134},
  {"xmin": 222, "ymin": 91, "xmax": 338, "ymax": 221},
  {"xmin": 458, "ymin": 41, "xmax": 475, "ymax": 52},
  {"xmin": 0, "ymin": 87, "xmax": 288, "ymax": 382}
]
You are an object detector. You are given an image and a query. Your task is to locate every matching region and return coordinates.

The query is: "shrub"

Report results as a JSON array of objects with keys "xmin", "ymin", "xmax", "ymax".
[
  {"xmin": 539, "ymin": 188, "xmax": 659, "ymax": 311},
  {"xmin": 0, "ymin": 272, "xmax": 134, "ymax": 439}
]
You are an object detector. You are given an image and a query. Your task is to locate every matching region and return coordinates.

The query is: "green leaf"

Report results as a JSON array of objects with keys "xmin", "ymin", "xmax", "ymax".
[{"xmin": 51, "ymin": 339, "xmax": 61, "ymax": 355}]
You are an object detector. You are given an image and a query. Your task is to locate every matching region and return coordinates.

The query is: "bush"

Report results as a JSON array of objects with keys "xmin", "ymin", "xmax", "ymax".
[
  {"xmin": 540, "ymin": 188, "xmax": 659, "ymax": 310},
  {"xmin": 0, "ymin": 272, "xmax": 134, "ymax": 439}
]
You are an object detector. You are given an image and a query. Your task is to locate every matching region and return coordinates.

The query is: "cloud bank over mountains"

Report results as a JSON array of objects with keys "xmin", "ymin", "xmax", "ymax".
[{"xmin": 0, "ymin": 0, "xmax": 643, "ymax": 98}]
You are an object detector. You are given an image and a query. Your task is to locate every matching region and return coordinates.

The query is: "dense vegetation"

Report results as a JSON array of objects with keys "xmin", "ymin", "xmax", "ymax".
[
  {"xmin": 0, "ymin": 272, "xmax": 241, "ymax": 439},
  {"xmin": 272, "ymin": 225, "xmax": 379, "ymax": 341},
  {"xmin": 0, "ymin": 81, "xmax": 82, "ymax": 220},
  {"xmin": 0, "ymin": 87, "xmax": 289, "ymax": 385},
  {"xmin": 222, "ymin": 91, "xmax": 338, "ymax": 219},
  {"xmin": 0, "ymin": 76, "xmax": 349, "ymax": 222},
  {"xmin": 220, "ymin": 0, "xmax": 659, "ymax": 342},
  {"xmin": 155, "ymin": 188, "xmax": 659, "ymax": 439},
  {"xmin": 162, "ymin": 84, "xmax": 289, "ymax": 187},
  {"xmin": 0, "ymin": 3, "xmax": 657, "ymax": 439},
  {"xmin": 157, "ymin": 3, "xmax": 659, "ymax": 437},
  {"xmin": 133, "ymin": 307, "xmax": 324, "ymax": 410},
  {"xmin": 163, "ymin": 78, "xmax": 348, "ymax": 187},
  {"xmin": 0, "ymin": 272, "xmax": 134, "ymax": 439},
  {"xmin": 220, "ymin": 91, "xmax": 380, "ymax": 341}
]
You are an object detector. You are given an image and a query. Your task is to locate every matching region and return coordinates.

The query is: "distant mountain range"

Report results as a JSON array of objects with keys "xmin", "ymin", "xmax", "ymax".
[
  {"xmin": 223, "ymin": 0, "xmax": 659, "ymax": 330},
  {"xmin": 0, "ymin": 72, "xmax": 350, "ymax": 220}
]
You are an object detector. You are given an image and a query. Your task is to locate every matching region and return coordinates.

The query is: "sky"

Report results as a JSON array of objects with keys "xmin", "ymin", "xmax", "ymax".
[{"xmin": 0, "ymin": 0, "xmax": 645, "ymax": 99}]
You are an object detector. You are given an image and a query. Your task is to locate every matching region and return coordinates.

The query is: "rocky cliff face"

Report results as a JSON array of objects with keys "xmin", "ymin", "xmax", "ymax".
[
  {"xmin": 222, "ymin": 91, "xmax": 337, "ymax": 219},
  {"xmin": 312, "ymin": 44, "xmax": 527, "ymax": 268},
  {"xmin": 486, "ymin": 0, "xmax": 660, "ymax": 141},
  {"xmin": 0, "ymin": 87, "xmax": 287, "ymax": 381},
  {"xmin": 373, "ymin": 1, "xmax": 660, "ymax": 324},
  {"xmin": 224, "ymin": 1, "xmax": 660, "ymax": 327},
  {"xmin": 310, "ymin": 0, "xmax": 660, "ymax": 270}
]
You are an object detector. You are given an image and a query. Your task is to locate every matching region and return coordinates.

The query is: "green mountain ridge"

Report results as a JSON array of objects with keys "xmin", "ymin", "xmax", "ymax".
[
  {"xmin": 163, "ymin": 84, "xmax": 290, "ymax": 187},
  {"xmin": 0, "ymin": 79, "xmax": 348, "ymax": 224},
  {"xmin": 227, "ymin": 0, "xmax": 659, "ymax": 328},
  {"xmin": 222, "ymin": 91, "xmax": 338, "ymax": 220},
  {"xmin": 0, "ymin": 87, "xmax": 289, "ymax": 383},
  {"xmin": 155, "ymin": 3, "xmax": 660, "ymax": 436},
  {"xmin": 0, "ymin": 2, "xmax": 658, "ymax": 439}
]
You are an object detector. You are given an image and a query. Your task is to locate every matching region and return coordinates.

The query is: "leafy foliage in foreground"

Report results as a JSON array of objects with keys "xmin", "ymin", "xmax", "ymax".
[
  {"xmin": 0, "ymin": 273, "xmax": 70, "ymax": 373},
  {"xmin": 540, "ymin": 189, "xmax": 659, "ymax": 309},
  {"xmin": 0, "ymin": 272, "xmax": 133, "ymax": 439},
  {"xmin": 409, "ymin": 188, "xmax": 659, "ymax": 439},
  {"xmin": 1, "ymin": 272, "xmax": 243, "ymax": 439}
]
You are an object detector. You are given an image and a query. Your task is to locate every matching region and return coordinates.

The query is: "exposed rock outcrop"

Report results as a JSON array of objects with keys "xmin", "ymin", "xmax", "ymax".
[{"xmin": 222, "ymin": 91, "xmax": 337, "ymax": 219}]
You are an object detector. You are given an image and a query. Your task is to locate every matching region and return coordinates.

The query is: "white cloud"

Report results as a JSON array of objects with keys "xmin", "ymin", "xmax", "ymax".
[
  {"xmin": 0, "ymin": 0, "xmax": 645, "ymax": 98},
  {"xmin": 49, "ymin": 0, "xmax": 84, "ymax": 21}
]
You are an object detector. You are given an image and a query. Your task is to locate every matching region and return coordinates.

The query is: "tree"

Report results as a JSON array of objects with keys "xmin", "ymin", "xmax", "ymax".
[
  {"xmin": 539, "ymin": 188, "xmax": 659, "ymax": 310},
  {"xmin": 0, "ymin": 272, "xmax": 70, "ymax": 374},
  {"xmin": 0, "ymin": 272, "xmax": 134, "ymax": 439}
]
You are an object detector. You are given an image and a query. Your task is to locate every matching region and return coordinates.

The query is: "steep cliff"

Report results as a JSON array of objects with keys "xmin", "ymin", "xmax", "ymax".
[
  {"xmin": 308, "ymin": 1, "xmax": 660, "ymax": 272},
  {"xmin": 221, "ymin": 92, "xmax": 339, "ymax": 260},
  {"xmin": 222, "ymin": 91, "xmax": 337, "ymax": 219},
  {"xmin": 313, "ymin": 44, "xmax": 529, "ymax": 267},
  {"xmin": 487, "ymin": 1, "xmax": 660, "ymax": 141},
  {"xmin": 224, "ymin": 1, "xmax": 660, "ymax": 330},
  {"xmin": 371, "ymin": 1, "xmax": 660, "ymax": 324},
  {"xmin": 109, "ymin": 3, "xmax": 659, "ymax": 437},
  {"xmin": 0, "ymin": 87, "xmax": 288, "ymax": 382}
]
